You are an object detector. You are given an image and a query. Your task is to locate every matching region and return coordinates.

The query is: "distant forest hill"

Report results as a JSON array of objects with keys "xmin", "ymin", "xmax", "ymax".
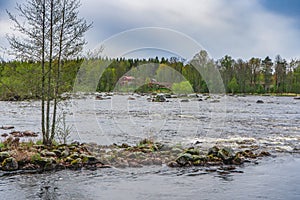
[{"xmin": 0, "ymin": 53, "xmax": 300, "ymax": 100}]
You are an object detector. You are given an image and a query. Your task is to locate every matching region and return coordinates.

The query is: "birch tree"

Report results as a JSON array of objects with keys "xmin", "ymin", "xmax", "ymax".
[{"xmin": 6, "ymin": 0, "xmax": 91, "ymax": 146}]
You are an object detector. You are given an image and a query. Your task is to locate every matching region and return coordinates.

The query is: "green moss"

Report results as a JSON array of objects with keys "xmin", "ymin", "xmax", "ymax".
[
  {"xmin": 30, "ymin": 153, "xmax": 42, "ymax": 163},
  {"xmin": 35, "ymin": 140, "xmax": 43, "ymax": 145}
]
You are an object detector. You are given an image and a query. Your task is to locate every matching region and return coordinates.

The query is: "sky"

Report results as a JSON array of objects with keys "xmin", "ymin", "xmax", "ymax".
[{"xmin": 0, "ymin": 0, "xmax": 300, "ymax": 61}]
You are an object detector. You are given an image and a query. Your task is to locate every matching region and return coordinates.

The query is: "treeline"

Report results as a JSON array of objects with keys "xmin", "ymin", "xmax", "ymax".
[
  {"xmin": 0, "ymin": 59, "xmax": 82, "ymax": 100},
  {"xmin": 1, "ymin": 52, "xmax": 300, "ymax": 100}
]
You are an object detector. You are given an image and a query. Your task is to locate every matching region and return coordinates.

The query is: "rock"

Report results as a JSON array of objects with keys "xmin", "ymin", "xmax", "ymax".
[
  {"xmin": 81, "ymin": 154, "xmax": 97, "ymax": 164},
  {"xmin": 152, "ymin": 158, "xmax": 162, "ymax": 165},
  {"xmin": 65, "ymin": 156, "xmax": 74, "ymax": 163},
  {"xmin": 0, "ymin": 151, "xmax": 10, "ymax": 161},
  {"xmin": 41, "ymin": 150, "xmax": 57, "ymax": 157},
  {"xmin": 232, "ymin": 154, "xmax": 244, "ymax": 165},
  {"xmin": 115, "ymin": 160, "xmax": 129, "ymax": 168},
  {"xmin": 171, "ymin": 147, "xmax": 183, "ymax": 155},
  {"xmin": 208, "ymin": 146, "xmax": 220, "ymax": 157},
  {"xmin": 180, "ymin": 99, "xmax": 189, "ymax": 102},
  {"xmin": 22, "ymin": 130, "xmax": 38, "ymax": 137},
  {"xmin": 165, "ymin": 94, "xmax": 172, "ymax": 98},
  {"xmin": 241, "ymin": 150, "xmax": 257, "ymax": 158},
  {"xmin": 10, "ymin": 131, "xmax": 23, "ymax": 137},
  {"xmin": 1, "ymin": 157, "xmax": 18, "ymax": 171},
  {"xmin": 71, "ymin": 158, "xmax": 82, "ymax": 168},
  {"xmin": 140, "ymin": 159, "xmax": 153, "ymax": 166},
  {"xmin": 167, "ymin": 161, "xmax": 180, "ymax": 167},
  {"xmin": 1, "ymin": 133, "xmax": 9, "ymax": 137},
  {"xmin": 70, "ymin": 153, "xmax": 80, "ymax": 159},
  {"xmin": 257, "ymin": 151, "xmax": 271, "ymax": 157},
  {"xmin": 95, "ymin": 95, "xmax": 104, "ymax": 100},
  {"xmin": 175, "ymin": 153, "xmax": 193, "ymax": 166},
  {"xmin": 120, "ymin": 143, "xmax": 130, "ymax": 148},
  {"xmin": 185, "ymin": 148, "xmax": 200, "ymax": 155},
  {"xmin": 128, "ymin": 96, "xmax": 135, "ymax": 100},
  {"xmin": 21, "ymin": 163, "xmax": 39, "ymax": 170},
  {"xmin": 61, "ymin": 149, "xmax": 70, "ymax": 158},
  {"xmin": 153, "ymin": 94, "xmax": 166, "ymax": 102},
  {"xmin": 217, "ymin": 147, "xmax": 235, "ymax": 163},
  {"xmin": 44, "ymin": 158, "xmax": 57, "ymax": 171},
  {"xmin": 33, "ymin": 144, "xmax": 46, "ymax": 150},
  {"xmin": 158, "ymin": 144, "xmax": 172, "ymax": 151},
  {"xmin": 128, "ymin": 161, "xmax": 142, "ymax": 168},
  {"xmin": 127, "ymin": 152, "xmax": 145, "ymax": 159},
  {"xmin": 0, "ymin": 125, "xmax": 14, "ymax": 130},
  {"xmin": 256, "ymin": 100, "xmax": 264, "ymax": 104},
  {"xmin": 52, "ymin": 149, "xmax": 62, "ymax": 157}
]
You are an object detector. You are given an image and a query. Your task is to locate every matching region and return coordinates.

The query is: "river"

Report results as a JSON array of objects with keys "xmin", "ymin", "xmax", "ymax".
[{"xmin": 0, "ymin": 94, "xmax": 300, "ymax": 199}]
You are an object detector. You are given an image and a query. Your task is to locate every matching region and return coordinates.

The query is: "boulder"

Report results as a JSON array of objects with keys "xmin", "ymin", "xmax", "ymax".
[
  {"xmin": 61, "ymin": 149, "xmax": 70, "ymax": 158},
  {"xmin": 208, "ymin": 146, "xmax": 220, "ymax": 157},
  {"xmin": 167, "ymin": 161, "xmax": 180, "ymax": 167},
  {"xmin": 1, "ymin": 157, "xmax": 18, "ymax": 171},
  {"xmin": 0, "ymin": 151, "xmax": 10, "ymax": 162},
  {"xmin": 41, "ymin": 150, "xmax": 57, "ymax": 157},
  {"xmin": 256, "ymin": 100, "xmax": 264, "ymax": 104},
  {"xmin": 71, "ymin": 158, "xmax": 82, "ymax": 168},
  {"xmin": 217, "ymin": 147, "xmax": 235, "ymax": 163},
  {"xmin": 22, "ymin": 130, "xmax": 38, "ymax": 137},
  {"xmin": 180, "ymin": 99, "xmax": 189, "ymax": 102},
  {"xmin": 1, "ymin": 133, "xmax": 8, "ymax": 137},
  {"xmin": 185, "ymin": 148, "xmax": 200, "ymax": 155},
  {"xmin": 175, "ymin": 153, "xmax": 193, "ymax": 166}
]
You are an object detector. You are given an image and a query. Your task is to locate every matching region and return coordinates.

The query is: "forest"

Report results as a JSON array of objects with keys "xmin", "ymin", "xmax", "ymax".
[{"xmin": 0, "ymin": 52, "xmax": 300, "ymax": 100}]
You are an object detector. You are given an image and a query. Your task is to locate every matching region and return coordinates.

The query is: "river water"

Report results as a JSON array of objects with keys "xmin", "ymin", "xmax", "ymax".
[{"xmin": 0, "ymin": 94, "xmax": 300, "ymax": 199}]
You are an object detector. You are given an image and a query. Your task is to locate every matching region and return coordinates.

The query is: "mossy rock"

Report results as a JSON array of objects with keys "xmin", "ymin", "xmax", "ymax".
[
  {"xmin": 185, "ymin": 148, "xmax": 200, "ymax": 155},
  {"xmin": 61, "ymin": 149, "xmax": 70, "ymax": 158},
  {"xmin": 43, "ymin": 158, "xmax": 57, "ymax": 171},
  {"xmin": 192, "ymin": 155, "xmax": 207, "ymax": 162},
  {"xmin": 127, "ymin": 152, "xmax": 145, "ymax": 159},
  {"xmin": 41, "ymin": 150, "xmax": 57, "ymax": 157},
  {"xmin": 208, "ymin": 146, "xmax": 220, "ymax": 157},
  {"xmin": 0, "ymin": 151, "xmax": 10, "ymax": 162},
  {"xmin": 52, "ymin": 149, "xmax": 62, "ymax": 157},
  {"xmin": 30, "ymin": 153, "xmax": 43, "ymax": 164},
  {"xmin": 232, "ymin": 154, "xmax": 244, "ymax": 165},
  {"xmin": 69, "ymin": 153, "xmax": 80, "ymax": 159},
  {"xmin": 71, "ymin": 158, "xmax": 82, "ymax": 165},
  {"xmin": 65, "ymin": 156, "xmax": 74, "ymax": 163},
  {"xmin": 171, "ymin": 147, "xmax": 183, "ymax": 155},
  {"xmin": 217, "ymin": 147, "xmax": 235, "ymax": 163},
  {"xmin": 70, "ymin": 158, "xmax": 83, "ymax": 169},
  {"xmin": 1, "ymin": 157, "xmax": 18, "ymax": 171},
  {"xmin": 175, "ymin": 153, "xmax": 193, "ymax": 166}
]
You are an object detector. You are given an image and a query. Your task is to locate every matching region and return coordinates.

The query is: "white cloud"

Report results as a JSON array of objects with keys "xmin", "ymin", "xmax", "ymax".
[{"xmin": 81, "ymin": 0, "xmax": 300, "ymax": 60}]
